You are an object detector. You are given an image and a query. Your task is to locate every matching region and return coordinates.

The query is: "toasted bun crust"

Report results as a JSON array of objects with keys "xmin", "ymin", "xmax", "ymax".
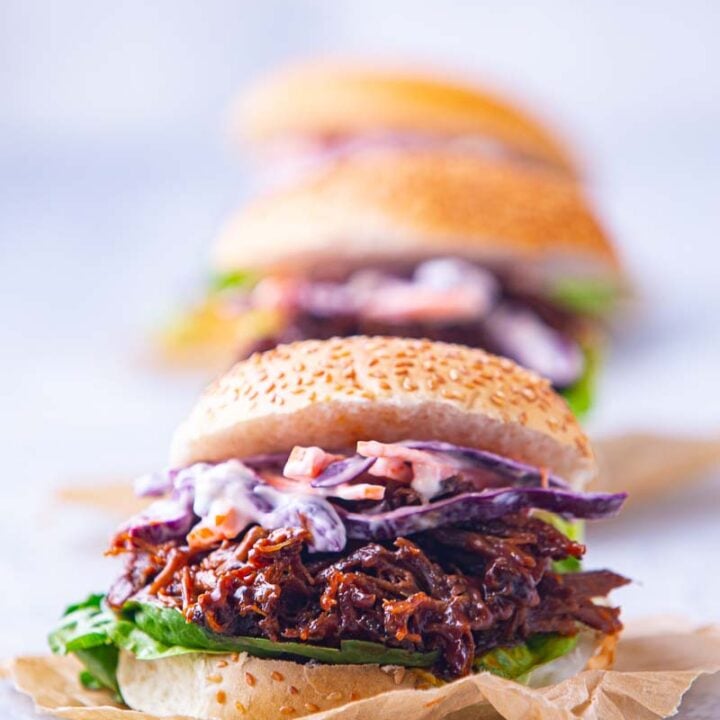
[
  {"xmin": 170, "ymin": 336, "xmax": 595, "ymax": 489},
  {"xmin": 234, "ymin": 61, "xmax": 576, "ymax": 173},
  {"xmin": 211, "ymin": 153, "xmax": 618, "ymax": 276},
  {"xmin": 117, "ymin": 632, "xmax": 616, "ymax": 719}
]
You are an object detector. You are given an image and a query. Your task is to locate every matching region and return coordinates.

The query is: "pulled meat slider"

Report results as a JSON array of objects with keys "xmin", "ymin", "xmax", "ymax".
[
  {"xmin": 164, "ymin": 154, "xmax": 622, "ymax": 416},
  {"xmin": 51, "ymin": 337, "xmax": 627, "ymax": 719},
  {"xmin": 232, "ymin": 60, "xmax": 578, "ymax": 183}
]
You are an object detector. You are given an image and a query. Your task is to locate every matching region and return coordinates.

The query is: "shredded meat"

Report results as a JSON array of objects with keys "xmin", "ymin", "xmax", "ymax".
[{"xmin": 108, "ymin": 512, "xmax": 627, "ymax": 678}]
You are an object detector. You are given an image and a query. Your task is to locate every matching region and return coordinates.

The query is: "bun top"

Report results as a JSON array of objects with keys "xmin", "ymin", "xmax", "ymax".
[
  {"xmin": 234, "ymin": 61, "xmax": 575, "ymax": 173},
  {"xmin": 211, "ymin": 152, "xmax": 618, "ymax": 277},
  {"xmin": 171, "ymin": 336, "xmax": 595, "ymax": 490}
]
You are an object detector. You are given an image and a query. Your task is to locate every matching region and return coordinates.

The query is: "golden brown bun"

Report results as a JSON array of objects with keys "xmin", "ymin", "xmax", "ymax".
[
  {"xmin": 117, "ymin": 632, "xmax": 616, "ymax": 719},
  {"xmin": 211, "ymin": 152, "xmax": 618, "ymax": 276},
  {"xmin": 170, "ymin": 336, "xmax": 595, "ymax": 490},
  {"xmin": 234, "ymin": 61, "xmax": 576, "ymax": 174}
]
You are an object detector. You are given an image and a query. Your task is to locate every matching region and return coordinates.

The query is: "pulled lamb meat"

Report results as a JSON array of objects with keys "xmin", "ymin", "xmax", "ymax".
[{"xmin": 108, "ymin": 512, "xmax": 627, "ymax": 678}]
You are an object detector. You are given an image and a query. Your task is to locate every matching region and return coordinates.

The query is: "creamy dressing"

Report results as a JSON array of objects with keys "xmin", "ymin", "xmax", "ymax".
[
  {"xmin": 357, "ymin": 440, "xmax": 462, "ymax": 500},
  {"xmin": 127, "ymin": 441, "xmax": 589, "ymax": 555}
]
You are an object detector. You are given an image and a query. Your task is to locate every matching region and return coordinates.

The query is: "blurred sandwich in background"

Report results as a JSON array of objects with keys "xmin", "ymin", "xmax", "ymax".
[
  {"xmin": 231, "ymin": 61, "xmax": 578, "ymax": 185},
  {"xmin": 161, "ymin": 152, "xmax": 622, "ymax": 417}
]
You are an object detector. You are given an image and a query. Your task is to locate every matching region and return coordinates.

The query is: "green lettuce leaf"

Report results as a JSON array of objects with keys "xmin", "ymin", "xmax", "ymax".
[
  {"xmin": 48, "ymin": 595, "xmax": 120, "ymax": 693},
  {"xmin": 47, "ymin": 594, "xmax": 116, "ymax": 654},
  {"xmin": 473, "ymin": 633, "xmax": 578, "ymax": 680},
  {"xmin": 78, "ymin": 670, "xmax": 105, "ymax": 691},
  {"xmin": 209, "ymin": 270, "xmax": 259, "ymax": 294},
  {"xmin": 549, "ymin": 278, "xmax": 618, "ymax": 317},
  {"xmin": 560, "ymin": 343, "xmax": 600, "ymax": 419},
  {"xmin": 74, "ymin": 646, "xmax": 119, "ymax": 694}
]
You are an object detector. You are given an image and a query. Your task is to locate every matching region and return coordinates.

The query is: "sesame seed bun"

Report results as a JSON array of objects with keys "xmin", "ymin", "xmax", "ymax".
[
  {"xmin": 233, "ymin": 61, "xmax": 576, "ymax": 174},
  {"xmin": 116, "ymin": 650, "xmax": 425, "ymax": 720},
  {"xmin": 116, "ymin": 631, "xmax": 616, "ymax": 719},
  {"xmin": 170, "ymin": 336, "xmax": 595, "ymax": 490},
  {"xmin": 211, "ymin": 152, "xmax": 618, "ymax": 278}
]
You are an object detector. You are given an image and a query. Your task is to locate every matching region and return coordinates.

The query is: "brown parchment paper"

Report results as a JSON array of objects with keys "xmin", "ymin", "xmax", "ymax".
[
  {"xmin": 591, "ymin": 433, "xmax": 720, "ymax": 505},
  {"xmin": 7, "ymin": 618, "xmax": 720, "ymax": 720},
  {"xmin": 54, "ymin": 481, "xmax": 149, "ymax": 518}
]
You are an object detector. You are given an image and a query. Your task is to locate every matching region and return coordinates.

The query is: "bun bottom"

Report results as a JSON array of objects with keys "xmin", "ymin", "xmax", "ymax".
[
  {"xmin": 118, "ymin": 650, "xmax": 425, "ymax": 719},
  {"xmin": 117, "ymin": 631, "xmax": 616, "ymax": 719}
]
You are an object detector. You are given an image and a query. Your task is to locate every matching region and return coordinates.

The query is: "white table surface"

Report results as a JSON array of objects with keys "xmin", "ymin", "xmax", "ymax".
[{"xmin": 1, "ymin": 1, "xmax": 719, "ymax": 716}]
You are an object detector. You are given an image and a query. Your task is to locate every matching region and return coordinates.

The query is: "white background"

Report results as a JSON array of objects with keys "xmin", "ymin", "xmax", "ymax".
[{"xmin": 1, "ymin": 1, "xmax": 719, "ymax": 715}]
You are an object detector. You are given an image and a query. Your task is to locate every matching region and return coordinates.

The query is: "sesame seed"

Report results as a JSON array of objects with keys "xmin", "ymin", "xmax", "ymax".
[
  {"xmin": 206, "ymin": 674, "xmax": 222, "ymax": 683},
  {"xmin": 279, "ymin": 706, "xmax": 295, "ymax": 715},
  {"xmin": 326, "ymin": 691, "xmax": 342, "ymax": 701},
  {"xmin": 245, "ymin": 672, "xmax": 256, "ymax": 687},
  {"xmin": 304, "ymin": 703, "xmax": 320, "ymax": 712},
  {"xmin": 235, "ymin": 701, "xmax": 247, "ymax": 713},
  {"xmin": 215, "ymin": 690, "xmax": 226, "ymax": 704},
  {"xmin": 289, "ymin": 685, "xmax": 299, "ymax": 695},
  {"xmin": 490, "ymin": 392, "xmax": 505, "ymax": 407},
  {"xmin": 271, "ymin": 671, "xmax": 285, "ymax": 682},
  {"xmin": 440, "ymin": 388, "xmax": 464, "ymax": 400},
  {"xmin": 349, "ymin": 692, "xmax": 359, "ymax": 701},
  {"xmin": 424, "ymin": 697, "xmax": 442, "ymax": 708},
  {"xmin": 216, "ymin": 660, "xmax": 228, "ymax": 668}
]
